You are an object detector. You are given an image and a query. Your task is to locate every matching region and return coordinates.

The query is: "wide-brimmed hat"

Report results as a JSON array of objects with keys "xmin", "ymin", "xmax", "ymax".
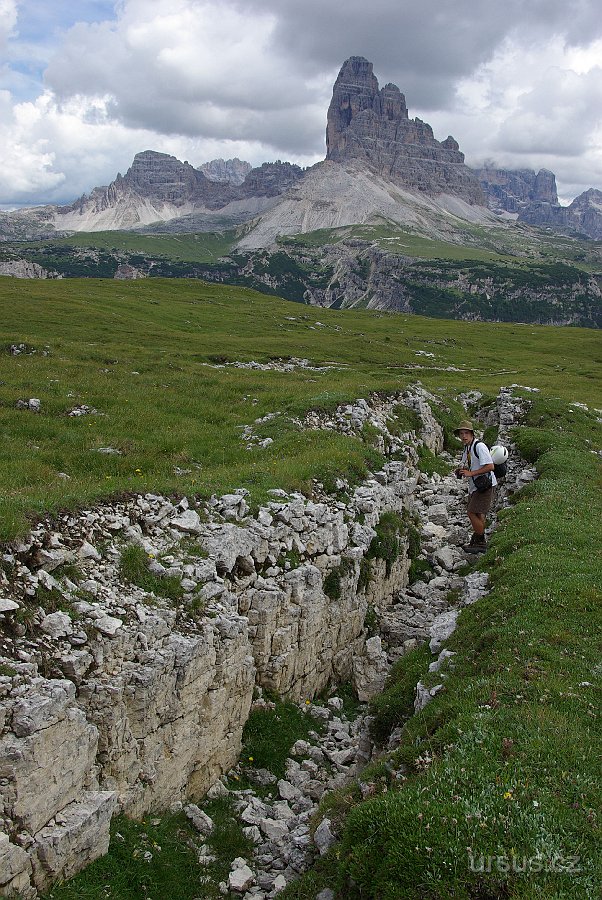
[{"xmin": 453, "ymin": 419, "xmax": 475, "ymax": 435}]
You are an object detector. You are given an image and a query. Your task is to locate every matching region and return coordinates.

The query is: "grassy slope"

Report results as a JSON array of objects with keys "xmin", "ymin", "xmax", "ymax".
[
  {"xmin": 283, "ymin": 217, "xmax": 602, "ymax": 271},
  {"xmin": 29, "ymin": 229, "xmax": 241, "ymax": 263},
  {"xmin": 0, "ymin": 276, "xmax": 600, "ymax": 541}
]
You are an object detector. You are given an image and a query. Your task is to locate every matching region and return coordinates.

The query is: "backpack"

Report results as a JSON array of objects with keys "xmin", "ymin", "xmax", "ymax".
[{"xmin": 473, "ymin": 440, "xmax": 508, "ymax": 480}]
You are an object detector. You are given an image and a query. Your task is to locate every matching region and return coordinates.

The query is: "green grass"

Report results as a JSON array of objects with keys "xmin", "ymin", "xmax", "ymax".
[
  {"xmin": 285, "ymin": 396, "xmax": 602, "ymax": 899},
  {"xmin": 282, "ymin": 216, "xmax": 602, "ymax": 271},
  {"xmin": 43, "ymin": 799, "xmax": 253, "ymax": 900},
  {"xmin": 119, "ymin": 544, "xmax": 184, "ymax": 601},
  {"xmin": 43, "ymin": 812, "xmax": 208, "ymax": 900},
  {"xmin": 239, "ymin": 698, "xmax": 324, "ymax": 779},
  {"xmin": 1, "ymin": 276, "xmax": 600, "ymax": 540},
  {"xmin": 366, "ymin": 511, "xmax": 408, "ymax": 576},
  {"xmin": 368, "ymin": 643, "xmax": 434, "ymax": 744},
  {"xmin": 30, "ymin": 229, "xmax": 241, "ymax": 264}
]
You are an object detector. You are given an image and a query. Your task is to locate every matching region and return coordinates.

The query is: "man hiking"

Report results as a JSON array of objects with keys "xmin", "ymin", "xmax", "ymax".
[{"xmin": 454, "ymin": 420, "xmax": 497, "ymax": 553}]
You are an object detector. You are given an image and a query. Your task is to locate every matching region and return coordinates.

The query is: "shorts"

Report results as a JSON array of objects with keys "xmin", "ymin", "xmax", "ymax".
[{"xmin": 467, "ymin": 487, "xmax": 495, "ymax": 516}]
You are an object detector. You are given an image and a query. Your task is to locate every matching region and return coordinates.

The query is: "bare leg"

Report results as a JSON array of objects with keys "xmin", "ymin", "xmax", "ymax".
[{"xmin": 468, "ymin": 511, "xmax": 486, "ymax": 535}]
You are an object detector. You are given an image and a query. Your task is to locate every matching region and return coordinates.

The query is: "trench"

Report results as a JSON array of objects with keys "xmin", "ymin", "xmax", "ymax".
[
  {"xmin": 0, "ymin": 386, "xmax": 539, "ymax": 898},
  {"xmin": 174, "ymin": 386, "xmax": 538, "ymax": 898}
]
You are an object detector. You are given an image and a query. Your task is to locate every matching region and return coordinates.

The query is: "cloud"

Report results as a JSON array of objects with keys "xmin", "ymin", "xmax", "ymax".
[
  {"xmin": 0, "ymin": 0, "xmax": 17, "ymax": 49},
  {"xmin": 0, "ymin": 0, "xmax": 601, "ymax": 205}
]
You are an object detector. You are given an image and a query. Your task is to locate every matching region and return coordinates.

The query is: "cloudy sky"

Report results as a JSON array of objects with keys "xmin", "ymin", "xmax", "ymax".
[{"xmin": 1, "ymin": 0, "xmax": 602, "ymax": 208}]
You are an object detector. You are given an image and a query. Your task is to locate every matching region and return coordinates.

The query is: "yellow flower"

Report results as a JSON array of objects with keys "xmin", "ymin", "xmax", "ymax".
[
  {"xmin": 248, "ymin": 756, "xmax": 254, "ymax": 762},
  {"xmin": 503, "ymin": 791, "xmax": 513, "ymax": 800}
]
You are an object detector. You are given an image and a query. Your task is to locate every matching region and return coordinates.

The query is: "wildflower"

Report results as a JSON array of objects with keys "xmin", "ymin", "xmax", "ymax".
[
  {"xmin": 248, "ymin": 756, "xmax": 254, "ymax": 762},
  {"xmin": 504, "ymin": 791, "xmax": 513, "ymax": 800}
]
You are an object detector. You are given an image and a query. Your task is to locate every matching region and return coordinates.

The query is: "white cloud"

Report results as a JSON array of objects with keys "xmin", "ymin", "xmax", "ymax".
[
  {"xmin": 1, "ymin": 0, "xmax": 602, "ymax": 206},
  {"xmin": 0, "ymin": 0, "xmax": 17, "ymax": 48}
]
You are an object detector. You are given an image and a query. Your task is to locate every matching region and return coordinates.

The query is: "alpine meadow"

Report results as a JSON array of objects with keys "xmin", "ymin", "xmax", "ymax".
[
  {"xmin": 0, "ymin": 273, "xmax": 600, "ymax": 899},
  {"xmin": 0, "ymin": 40, "xmax": 601, "ymax": 900}
]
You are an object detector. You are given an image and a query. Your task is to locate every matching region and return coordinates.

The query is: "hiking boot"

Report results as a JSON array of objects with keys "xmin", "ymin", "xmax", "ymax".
[{"xmin": 464, "ymin": 534, "xmax": 487, "ymax": 554}]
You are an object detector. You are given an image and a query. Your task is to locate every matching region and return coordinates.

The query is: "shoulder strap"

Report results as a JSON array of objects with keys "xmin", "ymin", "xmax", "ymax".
[{"xmin": 473, "ymin": 440, "xmax": 491, "ymax": 460}]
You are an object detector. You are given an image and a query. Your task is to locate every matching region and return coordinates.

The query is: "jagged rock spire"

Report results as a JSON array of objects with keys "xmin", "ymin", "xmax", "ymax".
[{"xmin": 326, "ymin": 56, "xmax": 485, "ymax": 204}]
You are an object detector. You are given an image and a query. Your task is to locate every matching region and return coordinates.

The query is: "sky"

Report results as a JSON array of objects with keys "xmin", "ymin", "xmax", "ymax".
[{"xmin": 1, "ymin": 0, "xmax": 602, "ymax": 208}]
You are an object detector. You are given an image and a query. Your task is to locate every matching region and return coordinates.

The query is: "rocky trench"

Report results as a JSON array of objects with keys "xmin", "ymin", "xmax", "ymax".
[{"xmin": 0, "ymin": 386, "xmax": 537, "ymax": 898}]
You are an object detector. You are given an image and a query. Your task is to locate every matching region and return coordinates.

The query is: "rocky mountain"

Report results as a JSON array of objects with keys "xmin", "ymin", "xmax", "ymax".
[
  {"xmin": 236, "ymin": 159, "xmax": 496, "ymax": 250},
  {"xmin": 517, "ymin": 187, "xmax": 602, "ymax": 239},
  {"xmin": 326, "ymin": 56, "xmax": 485, "ymax": 205},
  {"xmin": 50, "ymin": 152, "xmax": 303, "ymax": 232},
  {"xmin": 476, "ymin": 166, "xmax": 602, "ymax": 239},
  {"xmin": 199, "ymin": 157, "xmax": 252, "ymax": 185},
  {"xmin": 0, "ymin": 56, "xmax": 600, "ymax": 243},
  {"xmin": 477, "ymin": 166, "xmax": 558, "ymax": 213}
]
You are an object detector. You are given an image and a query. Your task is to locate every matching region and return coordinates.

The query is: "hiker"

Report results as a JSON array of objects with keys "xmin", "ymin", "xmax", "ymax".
[{"xmin": 454, "ymin": 419, "xmax": 497, "ymax": 553}]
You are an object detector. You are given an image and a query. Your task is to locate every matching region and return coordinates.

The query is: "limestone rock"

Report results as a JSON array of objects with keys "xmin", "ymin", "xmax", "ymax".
[
  {"xmin": 429, "ymin": 609, "xmax": 459, "ymax": 654},
  {"xmin": 228, "ymin": 860, "xmax": 255, "ymax": 893},
  {"xmin": 326, "ymin": 57, "xmax": 484, "ymax": 205},
  {"xmin": 314, "ymin": 818, "xmax": 336, "ymax": 855},
  {"xmin": 184, "ymin": 804, "xmax": 214, "ymax": 835},
  {"xmin": 0, "ymin": 832, "xmax": 33, "ymax": 897},
  {"xmin": 31, "ymin": 791, "xmax": 117, "ymax": 891}
]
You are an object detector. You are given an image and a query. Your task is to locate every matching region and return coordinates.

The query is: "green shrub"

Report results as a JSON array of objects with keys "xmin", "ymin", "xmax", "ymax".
[
  {"xmin": 389, "ymin": 404, "xmax": 422, "ymax": 435},
  {"xmin": 369, "ymin": 643, "xmax": 432, "ymax": 745},
  {"xmin": 323, "ymin": 568, "xmax": 342, "ymax": 600},
  {"xmin": 44, "ymin": 812, "xmax": 206, "ymax": 900},
  {"xmin": 357, "ymin": 557, "xmax": 372, "ymax": 593},
  {"xmin": 323, "ymin": 558, "xmax": 355, "ymax": 600},
  {"xmin": 416, "ymin": 444, "xmax": 451, "ymax": 477},
  {"xmin": 363, "ymin": 603, "xmax": 378, "ymax": 637},
  {"xmin": 408, "ymin": 557, "xmax": 433, "ymax": 584}
]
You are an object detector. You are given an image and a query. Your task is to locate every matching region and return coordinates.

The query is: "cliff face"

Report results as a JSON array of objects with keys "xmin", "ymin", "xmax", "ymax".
[
  {"xmin": 477, "ymin": 166, "xmax": 558, "ymax": 213},
  {"xmin": 199, "ymin": 157, "xmax": 252, "ymax": 185},
  {"xmin": 518, "ymin": 187, "xmax": 602, "ymax": 239},
  {"xmin": 326, "ymin": 57, "xmax": 485, "ymax": 204}
]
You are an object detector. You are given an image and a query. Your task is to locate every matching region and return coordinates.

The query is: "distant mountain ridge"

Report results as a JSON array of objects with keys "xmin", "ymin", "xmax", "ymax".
[
  {"xmin": 52, "ymin": 152, "xmax": 303, "ymax": 232},
  {"xmin": 199, "ymin": 158, "xmax": 252, "ymax": 185},
  {"xmin": 0, "ymin": 56, "xmax": 601, "ymax": 242}
]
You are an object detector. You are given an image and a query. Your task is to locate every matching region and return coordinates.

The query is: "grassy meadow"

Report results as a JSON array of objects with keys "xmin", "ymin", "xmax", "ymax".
[
  {"xmin": 1, "ymin": 274, "xmax": 600, "ymax": 898},
  {"xmin": 0, "ymin": 274, "xmax": 600, "ymax": 541},
  {"xmin": 46, "ymin": 228, "xmax": 241, "ymax": 263}
]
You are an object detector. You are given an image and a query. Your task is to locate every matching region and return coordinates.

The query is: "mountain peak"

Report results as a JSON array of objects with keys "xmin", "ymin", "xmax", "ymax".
[{"xmin": 326, "ymin": 56, "xmax": 484, "ymax": 204}]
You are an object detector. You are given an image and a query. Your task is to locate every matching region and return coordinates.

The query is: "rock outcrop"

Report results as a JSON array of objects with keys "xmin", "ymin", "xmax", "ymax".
[
  {"xmin": 0, "ymin": 385, "xmax": 544, "ymax": 896},
  {"xmin": 0, "ymin": 259, "xmax": 60, "ymax": 279},
  {"xmin": 478, "ymin": 167, "xmax": 602, "ymax": 240},
  {"xmin": 199, "ymin": 157, "xmax": 252, "ymax": 185},
  {"xmin": 0, "ymin": 387, "xmax": 445, "ymax": 895},
  {"xmin": 326, "ymin": 57, "xmax": 485, "ymax": 205},
  {"xmin": 518, "ymin": 187, "xmax": 602, "ymax": 239},
  {"xmin": 477, "ymin": 166, "xmax": 558, "ymax": 213}
]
